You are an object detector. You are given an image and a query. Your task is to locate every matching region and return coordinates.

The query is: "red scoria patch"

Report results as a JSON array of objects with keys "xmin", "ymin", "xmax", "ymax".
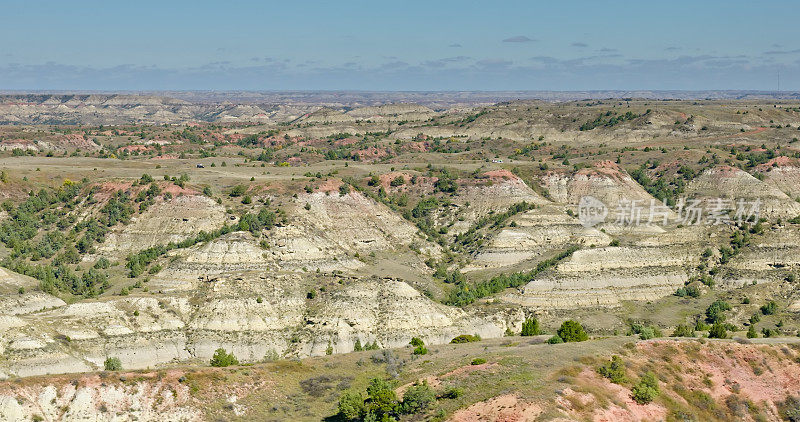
[
  {"xmin": 352, "ymin": 147, "xmax": 391, "ymax": 161},
  {"xmin": 315, "ymin": 178, "xmax": 344, "ymax": 193},
  {"xmin": 482, "ymin": 169, "xmax": 519, "ymax": 181},
  {"xmin": 755, "ymin": 155, "xmax": 799, "ymax": 171}
]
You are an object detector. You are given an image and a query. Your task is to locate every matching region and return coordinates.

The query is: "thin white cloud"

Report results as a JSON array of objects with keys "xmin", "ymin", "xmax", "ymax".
[
  {"xmin": 502, "ymin": 36, "xmax": 535, "ymax": 43},
  {"xmin": 764, "ymin": 49, "xmax": 800, "ymax": 55}
]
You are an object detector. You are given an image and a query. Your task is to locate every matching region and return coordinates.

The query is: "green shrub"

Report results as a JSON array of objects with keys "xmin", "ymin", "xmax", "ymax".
[
  {"xmin": 410, "ymin": 336, "xmax": 428, "ymax": 355},
  {"xmin": 104, "ymin": 357, "xmax": 122, "ymax": 371},
  {"xmin": 675, "ymin": 284, "xmax": 701, "ymax": 298},
  {"xmin": 761, "ymin": 300, "xmax": 777, "ymax": 315},
  {"xmin": 365, "ymin": 378, "xmax": 398, "ymax": 417},
  {"xmin": 439, "ymin": 386, "xmax": 463, "ymax": 399},
  {"xmin": 629, "ymin": 324, "xmax": 662, "ymax": 340},
  {"xmin": 631, "ymin": 371, "xmax": 660, "ymax": 404},
  {"xmin": 94, "ymin": 257, "xmax": 110, "ymax": 269},
  {"xmin": 762, "ymin": 327, "xmax": 778, "ymax": 338},
  {"xmin": 471, "ymin": 358, "xmax": 487, "ymax": 365},
  {"xmin": 671, "ymin": 324, "xmax": 694, "ymax": 337},
  {"xmin": 546, "ymin": 335, "xmax": 564, "ymax": 344},
  {"xmin": 747, "ymin": 324, "xmax": 758, "ymax": 338},
  {"xmin": 708, "ymin": 323, "xmax": 727, "ymax": 339},
  {"xmin": 445, "ymin": 245, "xmax": 578, "ymax": 306},
  {"xmin": 598, "ymin": 355, "xmax": 627, "ymax": 384},
  {"xmin": 209, "ymin": 348, "xmax": 239, "ymax": 367},
  {"xmin": 557, "ymin": 320, "xmax": 588, "ymax": 342},
  {"xmin": 705, "ymin": 300, "xmax": 731, "ymax": 323},
  {"xmin": 520, "ymin": 317, "xmax": 541, "ymax": 336},
  {"xmin": 400, "ymin": 381, "xmax": 436, "ymax": 414},
  {"xmin": 777, "ymin": 395, "xmax": 800, "ymax": 422},
  {"xmin": 229, "ymin": 185, "xmax": 246, "ymax": 197},
  {"xmin": 337, "ymin": 391, "xmax": 365, "ymax": 421},
  {"xmin": 450, "ymin": 334, "xmax": 481, "ymax": 344}
]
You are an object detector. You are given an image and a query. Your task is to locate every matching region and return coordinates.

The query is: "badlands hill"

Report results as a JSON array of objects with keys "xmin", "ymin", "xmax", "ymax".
[{"xmin": 1, "ymin": 95, "xmax": 800, "ymax": 420}]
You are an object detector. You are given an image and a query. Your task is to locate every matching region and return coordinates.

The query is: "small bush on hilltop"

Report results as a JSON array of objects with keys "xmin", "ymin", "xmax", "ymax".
[{"xmin": 557, "ymin": 320, "xmax": 588, "ymax": 342}]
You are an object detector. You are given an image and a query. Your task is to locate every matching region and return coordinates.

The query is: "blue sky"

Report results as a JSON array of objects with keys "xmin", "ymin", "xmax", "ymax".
[{"xmin": 1, "ymin": 0, "xmax": 798, "ymax": 91}]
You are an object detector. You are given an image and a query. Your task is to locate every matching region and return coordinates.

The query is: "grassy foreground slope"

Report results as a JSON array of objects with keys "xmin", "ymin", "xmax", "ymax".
[{"xmin": 1, "ymin": 336, "xmax": 799, "ymax": 421}]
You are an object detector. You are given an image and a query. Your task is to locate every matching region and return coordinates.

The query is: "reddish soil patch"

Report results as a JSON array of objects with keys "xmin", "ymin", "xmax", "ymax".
[
  {"xmin": 756, "ymin": 156, "xmax": 798, "ymax": 171},
  {"xmin": 706, "ymin": 165, "xmax": 742, "ymax": 178},
  {"xmin": 316, "ymin": 178, "xmax": 344, "ymax": 193},
  {"xmin": 353, "ymin": 147, "xmax": 391, "ymax": 162},
  {"xmin": 379, "ymin": 172, "xmax": 412, "ymax": 189},
  {"xmin": 742, "ymin": 126, "xmax": 768, "ymax": 136},
  {"xmin": 118, "ymin": 145, "xmax": 154, "ymax": 153},
  {"xmin": 652, "ymin": 160, "xmax": 682, "ymax": 172},
  {"xmin": 450, "ymin": 394, "xmax": 542, "ymax": 422},
  {"xmin": 441, "ymin": 362, "xmax": 499, "ymax": 378},
  {"xmin": 569, "ymin": 368, "xmax": 668, "ymax": 422},
  {"xmin": 571, "ymin": 160, "xmax": 628, "ymax": 181},
  {"xmin": 161, "ymin": 183, "xmax": 199, "ymax": 196},
  {"xmin": 333, "ymin": 137, "xmax": 359, "ymax": 147},
  {"xmin": 92, "ymin": 181, "xmax": 135, "ymax": 200},
  {"xmin": 404, "ymin": 141, "xmax": 431, "ymax": 153},
  {"xmin": 151, "ymin": 154, "xmax": 179, "ymax": 160},
  {"xmin": 91, "ymin": 181, "xmax": 197, "ymax": 201},
  {"xmin": 637, "ymin": 340, "xmax": 800, "ymax": 404},
  {"xmin": 378, "ymin": 172, "xmax": 437, "ymax": 192},
  {"xmin": 59, "ymin": 134, "xmax": 100, "ymax": 150},
  {"xmin": 483, "ymin": 169, "xmax": 519, "ymax": 181}
]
